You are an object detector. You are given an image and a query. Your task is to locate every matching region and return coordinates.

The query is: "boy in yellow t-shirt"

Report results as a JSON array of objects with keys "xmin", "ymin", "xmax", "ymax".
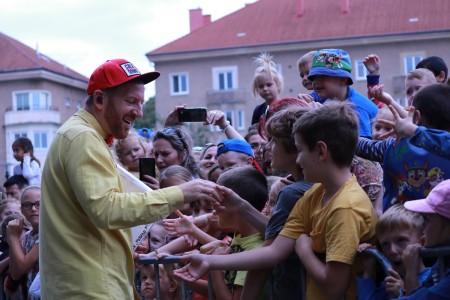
[{"xmin": 174, "ymin": 101, "xmax": 377, "ymax": 300}]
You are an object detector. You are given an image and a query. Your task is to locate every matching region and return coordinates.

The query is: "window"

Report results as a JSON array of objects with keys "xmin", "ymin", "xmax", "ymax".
[
  {"xmin": 14, "ymin": 91, "xmax": 50, "ymax": 111},
  {"xmin": 212, "ymin": 66, "xmax": 238, "ymax": 91},
  {"xmin": 237, "ymin": 110, "xmax": 245, "ymax": 130},
  {"xmin": 354, "ymin": 60, "xmax": 368, "ymax": 81},
  {"xmin": 14, "ymin": 132, "xmax": 27, "ymax": 140},
  {"xmin": 34, "ymin": 132, "xmax": 48, "ymax": 149},
  {"xmin": 225, "ymin": 110, "xmax": 235, "ymax": 127},
  {"xmin": 404, "ymin": 55, "xmax": 423, "ymax": 75},
  {"xmin": 170, "ymin": 73, "xmax": 189, "ymax": 95}
]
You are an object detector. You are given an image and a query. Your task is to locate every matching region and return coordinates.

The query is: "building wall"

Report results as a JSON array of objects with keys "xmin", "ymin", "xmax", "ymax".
[
  {"xmin": 151, "ymin": 33, "xmax": 450, "ymax": 145},
  {"xmin": 0, "ymin": 75, "xmax": 86, "ymax": 181}
]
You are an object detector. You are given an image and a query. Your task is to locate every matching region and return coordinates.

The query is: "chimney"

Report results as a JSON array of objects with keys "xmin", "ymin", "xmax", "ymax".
[
  {"xmin": 341, "ymin": 0, "xmax": 349, "ymax": 14},
  {"xmin": 296, "ymin": 0, "xmax": 304, "ymax": 17},
  {"xmin": 189, "ymin": 8, "xmax": 211, "ymax": 32}
]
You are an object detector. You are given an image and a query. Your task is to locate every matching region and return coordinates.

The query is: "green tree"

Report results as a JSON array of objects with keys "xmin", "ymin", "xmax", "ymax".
[{"xmin": 134, "ymin": 96, "xmax": 156, "ymax": 129}]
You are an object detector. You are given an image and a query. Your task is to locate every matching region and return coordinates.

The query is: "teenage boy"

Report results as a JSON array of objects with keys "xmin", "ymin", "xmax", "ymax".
[
  {"xmin": 308, "ymin": 48, "xmax": 379, "ymax": 138},
  {"xmin": 174, "ymin": 101, "xmax": 378, "ymax": 300}
]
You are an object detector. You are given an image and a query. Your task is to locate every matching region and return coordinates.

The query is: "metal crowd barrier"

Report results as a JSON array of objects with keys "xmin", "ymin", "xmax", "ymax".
[
  {"xmin": 140, "ymin": 256, "xmax": 214, "ymax": 300},
  {"xmin": 360, "ymin": 246, "xmax": 450, "ymax": 300}
]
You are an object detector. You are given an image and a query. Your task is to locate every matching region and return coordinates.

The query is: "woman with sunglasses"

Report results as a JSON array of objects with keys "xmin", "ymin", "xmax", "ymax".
[{"xmin": 153, "ymin": 127, "xmax": 200, "ymax": 178}]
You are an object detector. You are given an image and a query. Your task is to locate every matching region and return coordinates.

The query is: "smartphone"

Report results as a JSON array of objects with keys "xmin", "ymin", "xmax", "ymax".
[
  {"xmin": 139, "ymin": 157, "xmax": 156, "ymax": 180},
  {"xmin": 177, "ymin": 107, "xmax": 207, "ymax": 122}
]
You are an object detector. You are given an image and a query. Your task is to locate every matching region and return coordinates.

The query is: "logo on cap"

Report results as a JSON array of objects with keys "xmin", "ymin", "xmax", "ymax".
[{"xmin": 120, "ymin": 63, "xmax": 141, "ymax": 77}]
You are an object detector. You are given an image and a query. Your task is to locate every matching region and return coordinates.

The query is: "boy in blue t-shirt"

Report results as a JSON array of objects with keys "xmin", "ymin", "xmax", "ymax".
[{"xmin": 307, "ymin": 48, "xmax": 379, "ymax": 138}]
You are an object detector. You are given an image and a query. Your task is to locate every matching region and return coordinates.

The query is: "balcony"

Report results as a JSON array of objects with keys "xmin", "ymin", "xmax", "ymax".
[
  {"xmin": 206, "ymin": 88, "xmax": 246, "ymax": 106},
  {"xmin": 4, "ymin": 106, "xmax": 61, "ymax": 126}
]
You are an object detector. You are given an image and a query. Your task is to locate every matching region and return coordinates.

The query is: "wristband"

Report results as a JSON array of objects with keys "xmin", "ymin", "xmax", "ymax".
[{"xmin": 221, "ymin": 121, "xmax": 231, "ymax": 132}]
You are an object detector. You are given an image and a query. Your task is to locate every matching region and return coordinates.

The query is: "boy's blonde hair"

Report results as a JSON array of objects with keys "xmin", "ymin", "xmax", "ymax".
[
  {"xmin": 251, "ymin": 53, "xmax": 284, "ymax": 98},
  {"xmin": 296, "ymin": 50, "xmax": 316, "ymax": 68},
  {"xmin": 376, "ymin": 204, "xmax": 425, "ymax": 237},
  {"xmin": 406, "ymin": 68, "xmax": 436, "ymax": 84}
]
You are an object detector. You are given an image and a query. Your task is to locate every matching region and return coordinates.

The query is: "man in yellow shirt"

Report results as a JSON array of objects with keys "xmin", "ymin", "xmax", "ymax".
[{"xmin": 40, "ymin": 59, "xmax": 221, "ymax": 299}]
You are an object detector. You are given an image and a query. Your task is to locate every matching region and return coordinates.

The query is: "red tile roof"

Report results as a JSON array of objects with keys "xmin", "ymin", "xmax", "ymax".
[
  {"xmin": 148, "ymin": 0, "xmax": 450, "ymax": 55},
  {"xmin": 0, "ymin": 31, "xmax": 88, "ymax": 82}
]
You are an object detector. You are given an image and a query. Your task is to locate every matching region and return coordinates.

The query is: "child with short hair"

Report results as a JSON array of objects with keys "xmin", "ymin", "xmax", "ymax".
[
  {"xmin": 357, "ymin": 204, "xmax": 429, "ymax": 299},
  {"xmin": 174, "ymin": 102, "xmax": 378, "ymax": 300},
  {"xmin": 12, "ymin": 137, "xmax": 41, "ymax": 186},
  {"xmin": 372, "ymin": 106, "xmax": 395, "ymax": 141},
  {"xmin": 307, "ymin": 49, "xmax": 379, "ymax": 138},
  {"xmin": 396, "ymin": 179, "xmax": 450, "ymax": 298},
  {"xmin": 251, "ymin": 53, "xmax": 283, "ymax": 125},
  {"xmin": 416, "ymin": 55, "xmax": 448, "ymax": 83},
  {"xmin": 405, "ymin": 68, "xmax": 436, "ymax": 106},
  {"xmin": 296, "ymin": 50, "xmax": 327, "ymax": 103}
]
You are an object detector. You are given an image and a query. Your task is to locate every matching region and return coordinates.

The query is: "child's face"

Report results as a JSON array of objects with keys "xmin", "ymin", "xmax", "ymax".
[
  {"xmin": 268, "ymin": 137, "xmax": 296, "ymax": 171},
  {"xmin": 405, "ymin": 77, "xmax": 431, "ymax": 106},
  {"xmin": 12, "ymin": 146, "xmax": 25, "ymax": 162},
  {"xmin": 378, "ymin": 227, "xmax": 423, "ymax": 273},
  {"xmin": 299, "ymin": 62, "xmax": 313, "ymax": 90},
  {"xmin": 140, "ymin": 265, "xmax": 170, "ymax": 300},
  {"xmin": 312, "ymin": 75, "xmax": 347, "ymax": 100},
  {"xmin": 372, "ymin": 111, "xmax": 395, "ymax": 141},
  {"xmin": 153, "ymin": 139, "xmax": 183, "ymax": 173},
  {"xmin": 5, "ymin": 185, "xmax": 21, "ymax": 200},
  {"xmin": 21, "ymin": 189, "xmax": 40, "ymax": 230},
  {"xmin": 255, "ymin": 74, "xmax": 279, "ymax": 104},
  {"xmin": 248, "ymin": 134, "xmax": 266, "ymax": 169},
  {"xmin": 294, "ymin": 133, "xmax": 318, "ymax": 183},
  {"xmin": 120, "ymin": 138, "xmax": 146, "ymax": 172},
  {"xmin": 149, "ymin": 224, "xmax": 168, "ymax": 252},
  {"xmin": 191, "ymin": 199, "xmax": 214, "ymax": 217},
  {"xmin": 1, "ymin": 202, "xmax": 21, "ymax": 221}
]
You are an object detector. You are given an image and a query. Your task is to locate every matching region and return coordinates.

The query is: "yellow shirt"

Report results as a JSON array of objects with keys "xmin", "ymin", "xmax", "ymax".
[
  {"xmin": 40, "ymin": 109, "xmax": 184, "ymax": 299},
  {"xmin": 280, "ymin": 175, "xmax": 377, "ymax": 300}
]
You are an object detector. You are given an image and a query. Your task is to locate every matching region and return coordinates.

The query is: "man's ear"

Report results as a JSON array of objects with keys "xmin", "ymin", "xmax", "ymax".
[{"xmin": 93, "ymin": 90, "xmax": 104, "ymax": 108}]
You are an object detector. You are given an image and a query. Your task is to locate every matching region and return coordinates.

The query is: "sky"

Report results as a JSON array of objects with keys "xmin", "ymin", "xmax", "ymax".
[{"xmin": 0, "ymin": 0, "xmax": 256, "ymax": 98}]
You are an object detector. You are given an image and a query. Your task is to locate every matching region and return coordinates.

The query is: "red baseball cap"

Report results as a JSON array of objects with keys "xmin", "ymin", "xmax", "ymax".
[{"xmin": 87, "ymin": 59, "xmax": 160, "ymax": 95}]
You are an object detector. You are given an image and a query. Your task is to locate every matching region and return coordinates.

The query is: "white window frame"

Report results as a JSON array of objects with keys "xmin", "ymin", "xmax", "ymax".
[
  {"xmin": 403, "ymin": 54, "xmax": 423, "ymax": 75},
  {"xmin": 13, "ymin": 90, "xmax": 51, "ymax": 111},
  {"xmin": 14, "ymin": 132, "xmax": 27, "ymax": 141},
  {"xmin": 212, "ymin": 66, "xmax": 238, "ymax": 91},
  {"xmin": 354, "ymin": 60, "xmax": 368, "ymax": 81},
  {"xmin": 237, "ymin": 110, "xmax": 245, "ymax": 130},
  {"xmin": 169, "ymin": 72, "xmax": 189, "ymax": 95},
  {"xmin": 34, "ymin": 132, "xmax": 48, "ymax": 149}
]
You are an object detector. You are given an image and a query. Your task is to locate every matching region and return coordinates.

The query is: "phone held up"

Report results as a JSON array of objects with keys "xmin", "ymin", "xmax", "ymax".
[
  {"xmin": 139, "ymin": 157, "xmax": 156, "ymax": 181},
  {"xmin": 177, "ymin": 107, "xmax": 207, "ymax": 122}
]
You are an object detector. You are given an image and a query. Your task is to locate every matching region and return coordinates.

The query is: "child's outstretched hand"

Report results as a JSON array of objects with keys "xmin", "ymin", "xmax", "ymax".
[
  {"xmin": 174, "ymin": 254, "xmax": 210, "ymax": 282},
  {"xmin": 363, "ymin": 54, "xmax": 381, "ymax": 75},
  {"xmin": 369, "ymin": 84, "xmax": 395, "ymax": 106},
  {"xmin": 384, "ymin": 269, "xmax": 404, "ymax": 297},
  {"xmin": 200, "ymin": 240, "xmax": 231, "ymax": 255},
  {"xmin": 378, "ymin": 105, "xmax": 417, "ymax": 144},
  {"xmin": 163, "ymin": 210, "xmax": 194, "ymax": 235}
]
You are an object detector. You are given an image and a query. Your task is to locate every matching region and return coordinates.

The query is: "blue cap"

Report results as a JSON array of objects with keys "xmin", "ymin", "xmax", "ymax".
[
  {"xmin": 308, "ymin": 49, "xmax": 354, "ymax": 85},
  {"xmin": 137, "ymin": 127, "xmax": 152, "ymax": 139},
  {"xmin": 217, "ymin": 139, "xmax": 254, "ymax": 158}
]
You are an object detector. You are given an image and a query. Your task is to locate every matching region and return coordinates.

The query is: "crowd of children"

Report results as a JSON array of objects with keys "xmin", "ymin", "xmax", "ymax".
[{"xmin": 1, "ymin": 49, "xmax": 450, "ymax": 300}]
